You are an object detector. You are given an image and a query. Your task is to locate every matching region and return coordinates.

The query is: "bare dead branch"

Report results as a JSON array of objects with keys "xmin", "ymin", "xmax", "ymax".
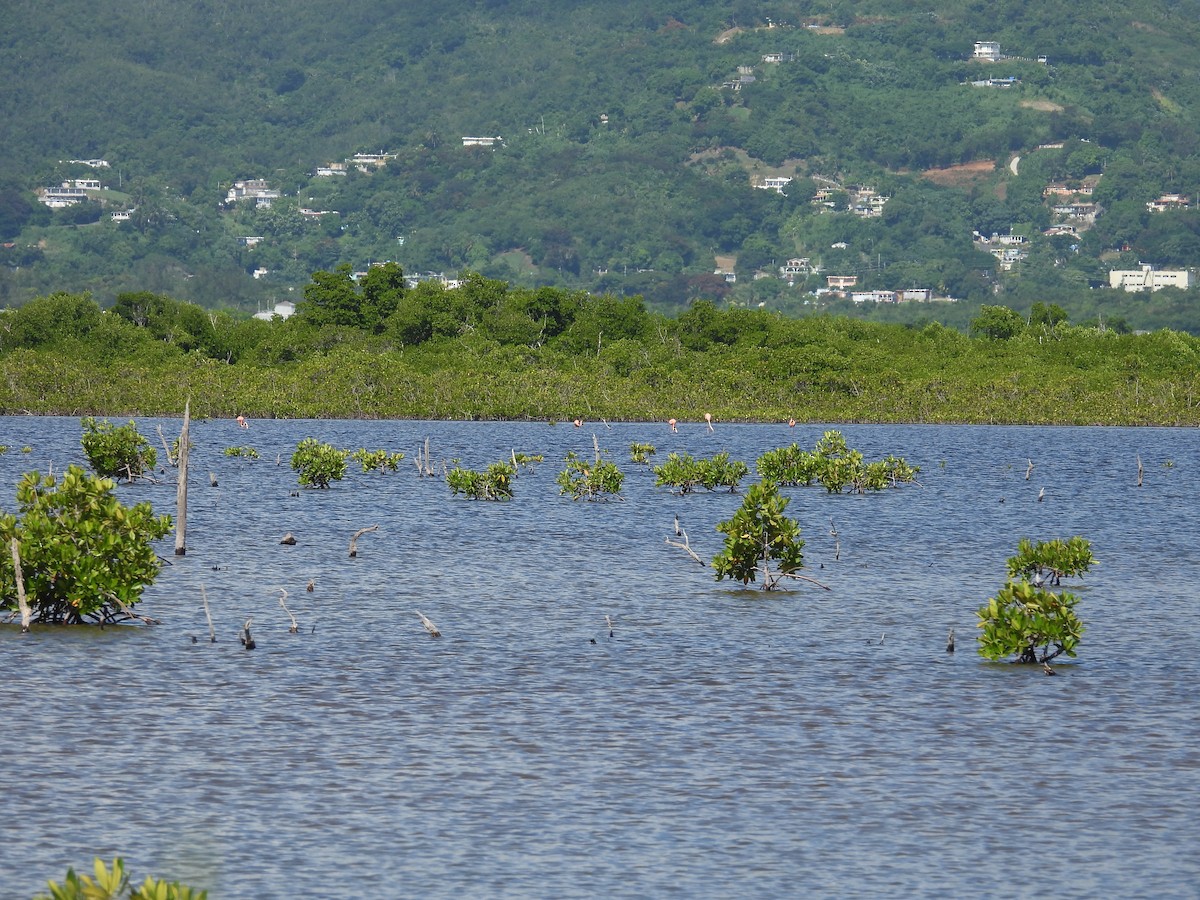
[
  {"xmin": 156, "ymin": 424, "xmax": 178, "ymax": 467},
  {"xmin": 348, "ymin": 524, "xmax": 379, "ymax": 558},
  {"xmin": 278, "ymin": 588, "xmax": 299, "ymax": 633},
  {"xmin": 767, "ymin": 570, "xmax": 832, "ymax": 591},
  {"xmin": 417, "ymin": 610, "xmax": 441, "ymax": 637},
  {"xmin": 665, "ymin": 526, "xmax": 706, "ymax": 566},
  {"xmin": 108, "ymin": 593, "xmax": 160, "ymax": 625}
]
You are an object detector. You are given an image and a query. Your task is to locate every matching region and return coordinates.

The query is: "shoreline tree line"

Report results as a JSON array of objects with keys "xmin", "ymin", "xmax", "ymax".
[{"xmin": 0, "ymin": 268, "xmax": 1198, "ymax": 425}]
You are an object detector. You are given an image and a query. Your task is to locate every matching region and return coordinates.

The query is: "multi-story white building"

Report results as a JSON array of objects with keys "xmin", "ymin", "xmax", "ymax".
[{"xmin": 1109, "ymin": 265, "xmax": 1193, "ymax": 292}]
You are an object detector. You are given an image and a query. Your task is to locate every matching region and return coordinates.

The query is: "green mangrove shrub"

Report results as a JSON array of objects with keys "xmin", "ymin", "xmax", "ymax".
[
  {"xmin": 556, "ymin": 451, "xmax": 624, "ymax": 501},
  {"xmin": 756, "ymin": 431, "xmax": 918, "ymax": 494},
  {"xmin": 755, "ymin": 443, "xmax": 821, "ymax": 486},
  {"xmin": 712, "ymin": 480, "xmax": 805, "ymax": 590},
  {"xmin": 511, "ymin": 452, "xmax": 544, "ymax": 472},
  {"xmin": 223, "ymin": 446, "xmax": 260, "ymax": 459},
  {"xmin": 350, "ymin": 448, "xmax": 405, "ymax": 473},
  {"xmin": 290, "ymin": 438, "xmax": 348, "ymax": 488},
  {"xmin": 36, "ymin": 856, "xmax": 207, "ymax": 900},
  {"xmin": 653, "ymin": 451, "xmax": 749, "ymax": 493},
  {"xmin": 629, "ymin": 442, "xmax": 656, "ymax": 464},
  {"xmin": 446, "ymin": 461, "xmax": 516, "ymax": 500},
  {"xmin": 80, "ymin": 417, "xmax": 157, "ymax": 481},
  {"xmin": 977, "ymin": 537, "xmax": 1094, "ymax": 665},
  {"xmin": 0, "ymin": 466, "xmax": 172, "ymax": 625}
]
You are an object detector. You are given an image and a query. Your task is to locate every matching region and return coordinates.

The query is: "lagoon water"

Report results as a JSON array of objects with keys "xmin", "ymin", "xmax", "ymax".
[{"xmin": 1, "ymin": 417, "xmax": 1198, "ymax": 898}]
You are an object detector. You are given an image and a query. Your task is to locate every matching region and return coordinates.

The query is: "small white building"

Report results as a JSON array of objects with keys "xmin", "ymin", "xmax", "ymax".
[
  {"xmin": 226, "ymin": 179, "xmax": 281, "ymax": 207},
  {"xmin": 756, "ymin": 176, "xmax": 793, "ymax": 194},
  {"xmin": 1109, "ymin": 265, "xmax": 1193, "ymax": 292},
  {"xmin": 253, "ymin": 300, "xmax": 296, "ymax": 320},
  {"xmin": 462, "ymin": 136, "xmax": 502, "ymax": 148},
  {"xmin": 1146, "ymin": 194, "xmax": 1190, "ymax": 213},
  {"xmin": 973, "ymin": 41, "xmax": 1001, "ymax": 61},
  {"xmin": 38, "ymin": 182, "xmax": 90, "ymax": 208}
]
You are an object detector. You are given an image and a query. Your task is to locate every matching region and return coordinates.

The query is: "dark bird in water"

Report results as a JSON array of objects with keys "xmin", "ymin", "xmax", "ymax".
[
  {"xmin": 306, "ymin": 579, "xmax": 315, "ymax": 592},
  {"xmin": 590, "ymin": 638, "xmax": 597, "ymax": 645},
  {"xmin": 240, "ymin": 619, "xmax": 256, "ymax": 650},
  {"xmin": 191, "ymin": 635, "xmax": 198, "ymax": 644},
  {"xmin": 946, "ymin": 628, "xmax": 955, "ymax": 653},
  {"xmin": 1043, "ymin": 662, "xmax": 1056, "ymax": 676}
]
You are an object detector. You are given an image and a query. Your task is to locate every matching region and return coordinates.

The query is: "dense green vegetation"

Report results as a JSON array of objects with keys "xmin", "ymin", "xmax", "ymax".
[
  {"xmin": 2, "ymin": 281, "xmax": 1198, "ymax": 424},
  {"xmin": 3, "ymin": 1, "xmax": 1200, "ymax": 332}
]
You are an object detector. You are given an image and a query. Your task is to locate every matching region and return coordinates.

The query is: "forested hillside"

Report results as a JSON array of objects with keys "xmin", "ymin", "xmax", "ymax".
[{"xmin": 3, "ymin": 0, "xmax": 1200, "ymax": 331}]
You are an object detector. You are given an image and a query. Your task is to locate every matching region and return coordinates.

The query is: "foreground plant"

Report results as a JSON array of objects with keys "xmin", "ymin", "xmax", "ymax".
[
  {"xmin": 712, "ymin": 480, "xmax": 805, "ymax": 590},
  {"xmin": 447, "ymin": 461, "xmax": 516, "ymax": 500},
  {"xmin": 0, "ymin": 466, "xmax": 172, "ymax": 625},
  {"xmin": 80, "ymin": 417, "xmax": 157, "ymax": 481},
  {"xmin": 290, "ymin": 437, "xmax": 348, "ymax": 488},
  {"xmin": 977, "ymin": 537, "xmax": 1094, "ymax": 665},
  {"xmin": 36, "ymin": 856, "xmax": 206, "ymax": 900}
]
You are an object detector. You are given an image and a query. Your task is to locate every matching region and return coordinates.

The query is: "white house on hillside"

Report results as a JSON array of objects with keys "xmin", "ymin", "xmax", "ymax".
[
  {"xmin": 973, "ymin": 41, "xmax": 1001, "ymax": 61},
  {"xmin": 1109, "ymin": 265, "xmax": 1193, "ymax": 292},
  {"xmin": 253, "ymin": 301, "xmax": 296, "ymax": 321}
]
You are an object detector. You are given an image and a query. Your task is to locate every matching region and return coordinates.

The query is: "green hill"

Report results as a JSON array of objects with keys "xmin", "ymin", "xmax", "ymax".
[{"xmin": 3, "ymin": 0, "xmax": 1200, "ymax": 330}]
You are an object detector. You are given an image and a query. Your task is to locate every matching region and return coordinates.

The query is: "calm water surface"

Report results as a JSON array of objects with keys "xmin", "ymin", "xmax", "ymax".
[{"xmin": 1, "ymin": 417, "xmax": 1198, "ymax": 898}]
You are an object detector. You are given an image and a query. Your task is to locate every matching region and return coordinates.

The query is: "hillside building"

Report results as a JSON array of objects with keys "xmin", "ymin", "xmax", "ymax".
[{"xmin": 1108, "ymin": 265, "xmax": 1193, "ymax": 292}]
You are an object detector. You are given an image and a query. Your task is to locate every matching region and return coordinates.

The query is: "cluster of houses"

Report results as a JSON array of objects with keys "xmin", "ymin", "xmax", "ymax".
[
  {"xmin": 752, "ymin": 176, "xmax": 889, "ymax": 218},
  {"xmin": 35, "ymin": 168, "xmax": 138, "ymax": 223},
  {"xmin": 250, "ymin": 267, "xmax": 461, "ymax": 309},
  {"xmin": 818, "ymin": 276, "xmax": 952, "ymax": 304}
]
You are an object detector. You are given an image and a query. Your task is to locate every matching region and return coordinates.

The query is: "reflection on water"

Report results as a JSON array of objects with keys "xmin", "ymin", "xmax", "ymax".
[{"xmin": 1, "ymin": 418, "xmax": 1198, "ymax": 898}]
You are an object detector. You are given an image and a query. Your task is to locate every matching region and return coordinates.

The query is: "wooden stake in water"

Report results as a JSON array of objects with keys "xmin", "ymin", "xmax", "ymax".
[
  {"xmin": 175, "ymin": 399, "xmax": 190, "ymax": 556},
  {"xmin": 10, "ymin": 537, "xmax": 30, "ymax": 633},
  {"xmin": 200, "ymin": 584, "xmax": 216, "ymax": 642}
]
